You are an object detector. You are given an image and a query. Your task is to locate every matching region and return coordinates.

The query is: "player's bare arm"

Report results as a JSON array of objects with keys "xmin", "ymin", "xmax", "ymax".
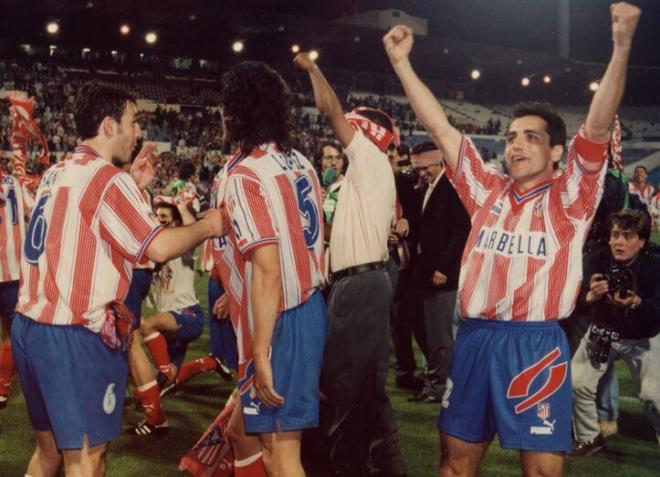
[
  {"xmin": 145, "ymin": 208, "xmax": 223, "ymax": 263},
  {"xmin": 383, "ymin": 25, "xmax": 462, "ymax": 172},
  {"xmin": 250, "ymin": 243, "xmax": 285, "ymax": 408},
  {"xmin": 294, "ymin": 52, "xmax": 355, "ymax": 148},
  {"xmin": 583, "ymin": 2, "xmax": 641, "ymax": 149}
]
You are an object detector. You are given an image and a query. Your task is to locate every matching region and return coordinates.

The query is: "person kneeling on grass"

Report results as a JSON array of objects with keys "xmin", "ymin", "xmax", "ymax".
[{"xmin": 129, "ymin": 198, "xmax": 207, "ymax": 436}]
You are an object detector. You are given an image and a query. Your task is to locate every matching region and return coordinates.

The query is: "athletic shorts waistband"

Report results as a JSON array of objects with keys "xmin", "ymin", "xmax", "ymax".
[{"xmin": 462, "ymin": 317, "xmax": 561, "ymax": 330}]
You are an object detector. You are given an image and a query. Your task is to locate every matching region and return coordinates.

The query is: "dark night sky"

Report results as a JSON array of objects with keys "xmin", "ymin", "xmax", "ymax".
[{"xmin": 256, "ymin": 0, "xmax": 660, "ymax": 66}]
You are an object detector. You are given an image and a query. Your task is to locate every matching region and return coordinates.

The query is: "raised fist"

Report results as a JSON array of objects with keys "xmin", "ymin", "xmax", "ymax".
[
  {"xmin": 610, "ymin": 2, "xmax": 641, "ymax": 48},
  {"xmin": 383, "ymin": 25, "xmax": 414, "ymax": 66},
  {"xmin": 293, "ymin": 52, "xmax": 316, "ymax": 72}
]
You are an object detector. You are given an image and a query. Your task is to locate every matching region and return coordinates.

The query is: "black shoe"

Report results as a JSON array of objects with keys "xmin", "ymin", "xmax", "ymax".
[
  {"xmin": 214, "ymin": 356, "xmax": 233, "ymax": 382},
  {"xmin": 0, "ymin": 395, "xmax": 7, "ymax": 410},
  {"xmin": 155, "ymin": 371, "xmax": 173, "ymax": 389},
  {"xmin": 407, "ymin": 392, "xmax": 429, "ymax": 402},
  {"xmin": 422, "ymin": 394, "xmax": 443, "ymax": 404},
  {"xmin": 395, "ymin": 374, "xmax": 424, "ymax": 392},
  {"xmin": 567, "ymin": 434, "xmax": 606, "ymax": 457},
  {"xmin": 159, "ymin": 380, "xmax": 178, "ymax": 398},
  {"xmin": 126, "ymin": 420, "xmax": 170, "ymax": 436}
]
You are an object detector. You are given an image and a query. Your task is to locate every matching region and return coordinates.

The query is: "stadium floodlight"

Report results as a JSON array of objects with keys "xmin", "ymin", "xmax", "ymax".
[
  {"xmin": 470, "ymin": 69, "xmax": 480, "ymax": 80},
  {"xmin": 543, "ymin": 75, "xmax": 552, "ymax": 84},
  {"xmin": 309, "ymin": 50, "xmax": 319, "ymax": 61},
  {"xmin": 232, "ymin": 41, "xmax": 244, "ymax": 53},
  {"xmin": 82, "ymin": 48, "xmax": 91, "ymax": 53},
  {"xmin": 589, "ymin": 81, "xmax": 599, "ymax": 92},
  {"xmin": 291, "ymin": 44, "xmax": 300, "ymax": 54},
  {"xmin": 521, "ymin": 76, "xmax": 531, "ymax": 87},
  {"xmin": 120, "ymin": 24, "xmax": 130, "ymax": 35},
  {"xmin": 145, "ymin": 32, "xmax": 158, "ymax": 44},
  {"xmin": 46, "ymin": 22, "xmax": 59, "ymax": 34},
  {"xmin": 111, "ymin": 50, "xmax": 118, "ymax": 56}
]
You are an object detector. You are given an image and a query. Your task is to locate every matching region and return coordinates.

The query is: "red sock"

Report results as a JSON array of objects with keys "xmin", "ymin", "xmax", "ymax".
[
  {"xmin": 234, "ymin": 453, "xmax": 267, "ymax": 477},
  {"xmin": 144, "ymin": 332, "xmax": 173, "ymax": 377},
  {"xmin": 134, "ymin": 382, "xmax": 166, "ymax": 426},
  {"xmin": 176, "ymin": 356, "xmax": 217, "ymax": 386},
  {"xmin": 0, "ymin": 339, "xmax": 15, "ymax": 396}
]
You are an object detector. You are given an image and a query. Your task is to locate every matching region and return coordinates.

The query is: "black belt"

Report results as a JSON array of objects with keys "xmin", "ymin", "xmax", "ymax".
[{"xmin": 331, "ymin": 261, "xmax": 385, "ymax": 282}]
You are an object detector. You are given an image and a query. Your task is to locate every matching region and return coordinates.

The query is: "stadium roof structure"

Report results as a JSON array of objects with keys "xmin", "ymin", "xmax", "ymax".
[{"xmin": 3, "ymin": 0, "xmax": 660, "ymax": 104}]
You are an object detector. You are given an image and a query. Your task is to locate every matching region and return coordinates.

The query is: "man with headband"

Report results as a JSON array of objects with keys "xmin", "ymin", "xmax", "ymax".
[
  {"xmin": 406, "ymin": 142, "xmax": 470, "ymax": 404},
  {"xmin": 295, "ymin": 53, "xmax": 406, "ymax": 476}
]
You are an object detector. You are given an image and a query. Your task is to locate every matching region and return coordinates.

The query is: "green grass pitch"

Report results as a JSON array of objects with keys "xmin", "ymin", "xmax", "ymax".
[{"xmin": 1, "ymin": 261, "xmax": 658, "ymax": 476}]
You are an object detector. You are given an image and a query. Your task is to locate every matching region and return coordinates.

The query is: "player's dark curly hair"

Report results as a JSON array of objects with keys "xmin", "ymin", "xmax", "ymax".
[
  {"xmin": 510, "ymin": 102, "xmax": 566, "ymax": 148},
  {"xmin": 220, "ymin": 61, "xmax": 293, "ymax": 153},
  {"xmin": 74, "ymin": 82, "xmax": 136, "ymax": 140}
]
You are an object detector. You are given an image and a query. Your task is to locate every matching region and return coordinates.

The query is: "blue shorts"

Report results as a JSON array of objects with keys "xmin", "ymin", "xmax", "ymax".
[
  {"xmin": 208, "ymin": 277, "xmax": 238, "ymax": 371},
  {"xmin": 11, "ymin": 313, "xmax": 129, "ymax": 449},
  {"xmin": 123, "ymin": 269, "xmax": 153, "ymax": 325},
  {"xmin": 168, "ymin": 304, "xmax": 204, "ymax": 369},
  {"xmin": 240, "ymin": 290, "xmax": 328, "ymax": 434},
  {"xmin": 439, "ymin": 318, "xmax": 572, "ymax": 452},
  {"xmin": 0, "ymin": 280, "xmax": 18, "ymax": 320}
]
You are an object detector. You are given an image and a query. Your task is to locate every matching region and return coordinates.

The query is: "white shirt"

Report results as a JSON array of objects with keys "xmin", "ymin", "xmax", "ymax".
[
  {"xmin": 152, "ymin": 252, "xmax": 198, "ymax": 312},
  {"xmin": 330, "ymin": 130, "xmax": 396, "ymax": 272},
  {"xmin": 422, "ymin": 169, "xmax": 444, "ymax": 213}
]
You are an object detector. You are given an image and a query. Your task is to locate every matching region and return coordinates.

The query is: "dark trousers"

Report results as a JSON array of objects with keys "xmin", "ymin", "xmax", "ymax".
[
  {"xmin": 392, "ymin": 287, "xmax": 428, "ymax": 377},
  {"xmin": 421, "ymin": 289, "xmax": 456, "ymax": 399},
  {"xmin": 322, "ymin": 269, "xmax": 406, "ymax": 476}
]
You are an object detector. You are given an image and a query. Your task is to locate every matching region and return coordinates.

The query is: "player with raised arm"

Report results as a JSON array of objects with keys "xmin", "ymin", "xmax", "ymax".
[
  {"xmin": 384, "ymin": 3, "xmax": 641, "ymax": 475},
  {"xmin": 11, "ymin": 82, "xmax": 223, "ymax": 476}
]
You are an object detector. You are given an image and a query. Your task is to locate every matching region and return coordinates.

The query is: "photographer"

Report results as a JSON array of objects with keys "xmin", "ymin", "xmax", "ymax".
[{"xmin": 571, "ymin": 209, "xmax": 660, "ymax": 456}]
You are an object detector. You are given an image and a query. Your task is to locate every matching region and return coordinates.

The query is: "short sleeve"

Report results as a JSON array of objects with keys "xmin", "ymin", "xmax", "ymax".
[
  {"xmin": 445, "ymin": 136, "xmax": 508, "ymax": 218},
  {"xmin": 225, "ymin": 173, "xmax": 278, "ymax": 255},
  {"xmin": 554, "ymin": 128, "xmax": 608, "ymax": 222},
  {"xmin": 343, "ymin": 130, "xmax": 391, "ymax": 188},
  {"xmin": 98, "ymin": 173, "xmax": 163, "ymax": 263}
]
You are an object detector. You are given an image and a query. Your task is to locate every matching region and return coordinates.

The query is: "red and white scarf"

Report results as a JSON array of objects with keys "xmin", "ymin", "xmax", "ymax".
[
  {"xmin": 344, "ymin": 107, "xmax": 399, "ymax": 153},
  {"xmin": 7, "ymin": 92, "xmax": 50, "ymax": 193}
]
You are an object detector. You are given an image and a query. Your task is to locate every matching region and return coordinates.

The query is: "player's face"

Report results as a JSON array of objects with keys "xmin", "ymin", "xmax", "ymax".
[
  {"xmin": 156, "ymin": 207, "xmax": 175, "ymax": 228},
  {"xmin": 418, "ymin": 163, "xmax": 443, "ymax": 185},
  {"xmin": 112, "ymin": 102, "xmax": 142, "ymax": 166},
  {"xmin": 609, "ymin": 224, "xmax": 645, "ymax": 263},
  {"xmin": 321, "ymin": 145, "xmax": 341, "ymax": 172},
  {"xmin": 634, "ymin": 167, "xmax": 647, "ymax": 183},
  {"xmin": 505, "ymin": 116, "xmax": 562, "ymax": 189}
]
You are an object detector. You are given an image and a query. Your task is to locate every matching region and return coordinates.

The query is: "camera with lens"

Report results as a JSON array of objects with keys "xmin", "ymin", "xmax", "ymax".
[
  {"xmin": 604, "ymin": 263, "xmax": 635, "ymax": 298},
  {"xmin": 588, "ymin": 323, "xmax": 620, "ymax": 364}
]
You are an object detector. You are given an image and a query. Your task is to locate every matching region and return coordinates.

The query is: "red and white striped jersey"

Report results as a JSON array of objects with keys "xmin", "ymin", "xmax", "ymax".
[
  {"xmin": 218, "ymin": 144, "xmax": 324, "ymax": 381},
  {"xmin": 0, "ymin": 176, "xmax": 33, "ymax": 282},
  {"xmin": 447, "ymin": 132, "xmax": 608, "ymax": 322},
  {"xmin": 651, "ymin": 190, "xmax": 660, "ymax": 213},
  {"xmin": 628, "ymin": 181, "xmax": 655, "ymax": 206},
  {"xmin": 17, "ymin": 145, "xmax": 163, "ymax": 332}
]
